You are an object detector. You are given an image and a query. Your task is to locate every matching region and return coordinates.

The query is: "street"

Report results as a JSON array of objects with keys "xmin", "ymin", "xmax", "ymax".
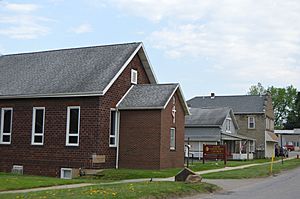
[{"xmin": 183, "ymin": 166, "xmax": 300, "ymax": 199}]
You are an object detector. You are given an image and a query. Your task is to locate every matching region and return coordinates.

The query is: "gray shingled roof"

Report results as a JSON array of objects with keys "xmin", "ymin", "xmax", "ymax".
[
  {"xmin": 0, "ymin": 42, "xmax": 151, "ymax": 97},
  {"xmin": 117, "ymin": 84, "xmax": 178, "ymax": 109},
  {"xmin": 187, "ymin": 95, "xmax": 267, "ymax": 113},
  {"xmin": 185, "ymin": 107, "xmax": 231, "ymax": 126}
]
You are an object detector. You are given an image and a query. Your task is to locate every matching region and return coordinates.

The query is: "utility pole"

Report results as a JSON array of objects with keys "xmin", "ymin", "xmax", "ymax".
[{"xmin": 281, "ymin": 134, "xmax": 283, "ymax": 165}]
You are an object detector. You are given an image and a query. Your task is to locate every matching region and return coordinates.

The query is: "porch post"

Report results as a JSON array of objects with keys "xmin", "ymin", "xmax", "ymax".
[
  {"xmin": 239, "ymin": 140, "xmax": 242, "ymax": 155},
  {"xmin": 247, "ymin": 141, "xmax": 249, "ymax": 160}
]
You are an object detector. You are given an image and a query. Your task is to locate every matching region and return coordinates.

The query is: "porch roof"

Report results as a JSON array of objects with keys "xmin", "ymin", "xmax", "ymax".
[
  {"xmin": 266, "ymin": 131, "xmax": 278, "ymax": 143},
  {"xmin": 221, "ymin": 133, "xmax": 256, "ymax": 141}
]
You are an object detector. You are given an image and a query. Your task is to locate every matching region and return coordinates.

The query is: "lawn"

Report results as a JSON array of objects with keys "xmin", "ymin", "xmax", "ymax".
[
  {"xmin": 0, "ymin": 172, "xmax": 84, "ymax": 191},
  {"xmin": 0, "ymin": 158, "xmax": 288, "ymax": 192},
  {"xmin": 0, "ymin": 181, "xmax": 220, "ymax": 199},
  {"xmin": 0, "ymin": 158, "xmax": 278, "ymax": 191},
  {"xmin": 95, "ymin": 158, "xmax": 275, "ymax": 181},
  {"xmin": 202, "ymin": 158, "xmax": 300, "ymax": 179}
]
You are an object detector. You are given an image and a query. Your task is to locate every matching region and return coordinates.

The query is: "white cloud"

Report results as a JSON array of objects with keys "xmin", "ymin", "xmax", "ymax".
[
  {"xmin": 4, "ymin": 3, "xmax": 38, "ymax": 12},
  {"xmin": 0, "ymin": 3, "xmax": 51, "ymax": 39},
  {"xmin": 106, "ymin": 0, "xmax": 300, "ymax": 87},
  {"xmin": 70, "ymin": 23, "xmax": 93, "ymax": 34}
]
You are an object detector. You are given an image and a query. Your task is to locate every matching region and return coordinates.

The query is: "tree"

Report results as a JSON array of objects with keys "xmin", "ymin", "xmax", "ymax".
[
  {"xmin": 247, "ymin": 82, "xmax": 266, "ymax": 95},
  {"xmin": 247, "ymin": 84, "xmax": 298, "ymax": 129},
  {"xmin": 267, "ymin": 85, "xmax": 298, "ymax": 128},
  {"xmin": 285, "ymin": 92, "xmax": 300, "ymax": 129}
]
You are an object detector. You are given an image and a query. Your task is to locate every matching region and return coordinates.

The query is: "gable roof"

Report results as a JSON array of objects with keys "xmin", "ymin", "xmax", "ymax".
[
  {"xmin": 0, "ymin": 42, "xmax": 157, "ymax": 99},
  {"xmin": 117, "ymin": 84, "xmax": 190, "ymax": 115},
  {"xmin": 187, "ymin": 95, "xmax": 268, "ymax": 114},
  {"xmin": 266, "ymin": 131, "xmax": 278, "ymax": 143},
  {"xmin": 185, "ymin": 107, "xmax": 237, "ymax": 127}
]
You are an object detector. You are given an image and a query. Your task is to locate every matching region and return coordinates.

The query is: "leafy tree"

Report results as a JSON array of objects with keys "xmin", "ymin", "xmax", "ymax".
[
  {"xmin": 285, "ymin": 92, "xmax": 300, "ymax": 129},
  {"xmin": 268, "ymin": 85, "xmax": 298, "ymax": 128},
  {"xmin": 247, "ymin": 82, "xmax": 266, "ymax": 95},
  {"xmin": 247, "ymin": 84, "xmax": 298, "ymax": 129}
]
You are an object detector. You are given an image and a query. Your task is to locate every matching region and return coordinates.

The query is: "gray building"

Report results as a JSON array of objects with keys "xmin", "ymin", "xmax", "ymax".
[
  {"xmin": 187, "ymin": 94, "xmax": 278, "ymax": 158},
  {"xmin": 185, "ymin": 107, "xmax": 255, "ymax": 160},
  {"xmin": 275, "ymin": 129, "xmax": 300, "ymax": 151}
]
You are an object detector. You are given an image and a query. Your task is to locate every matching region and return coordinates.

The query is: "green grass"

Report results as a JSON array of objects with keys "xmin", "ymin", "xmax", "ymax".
[
  {"xmin": 0, "ymin": 181, "xmax": 220, "ymax": 199},
  {"xmin": 95, "ymin": 159, "xmax": 275, "ymax": 181},
  {"xmin": 202, "ymin": 158, "xmax": 300, "ymax": 179},
  {"xmin": 0, "ymin": 158, "xmax": 287, "ymax": 192},
  {"xmin": 189, "ymin": 158, "xmax": 272, "ymax": 171},
  {"xmin": 0, "ymin": 172, "xmax": 85, "ymax": 191}
]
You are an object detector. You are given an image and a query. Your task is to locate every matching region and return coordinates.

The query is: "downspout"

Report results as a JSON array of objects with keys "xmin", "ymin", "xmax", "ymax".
[{"xmin": 115, "ymin": 110, "xmax": 120, "ymax": 169}]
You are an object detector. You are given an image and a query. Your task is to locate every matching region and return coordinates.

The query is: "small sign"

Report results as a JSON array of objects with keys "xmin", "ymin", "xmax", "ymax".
[
  {"xmin": 203, "ymin": 144, "xmax": 227, "ymax": 165},
  {"xmin": 92, "ymin": 155, "xmax": 106, "ymax": 163}
]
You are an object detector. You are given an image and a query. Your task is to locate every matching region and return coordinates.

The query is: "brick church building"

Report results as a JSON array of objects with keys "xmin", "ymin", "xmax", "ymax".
[{"xmin": 0, "ymin": 42, "xmax": 189, "ymax": 177}]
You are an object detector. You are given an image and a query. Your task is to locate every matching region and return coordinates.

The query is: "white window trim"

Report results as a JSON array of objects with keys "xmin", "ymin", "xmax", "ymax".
[
  {"xmin": 0, "ymin": 108, "xmax": 13, "ymax": 144},
  {"xmin": 170, "ymin": 128, "xmax": 176, "ymax": 150},
  {"xmin": 31, "ymin": 107, "xmax": 45, "ymax": 145},
  {"xmin": 248, "ymin": 116, "xmax": 255, "ymax": 129},
  {"xmin": 66, "ymin": 106, "xmax": 80, "ymax": 146},
  {"xmin": 60, "ymin": 168, "xmax": 72, "ymax": 179},
  {"xmin": 131, "ymin": 69, "xmax": 138, "ymax": 84},
  {"xmin": 225, "ymin": 118, "xmax": 232, "ymax": 133},
  {"xmin": 109, "ymin": 109, "xmax": 119, "ymax": 147}
]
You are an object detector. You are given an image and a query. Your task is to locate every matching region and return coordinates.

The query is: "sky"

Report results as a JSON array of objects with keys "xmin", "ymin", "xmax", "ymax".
[{"xmin": 0, "ymin": 0, "xmax": 300, "ymax": 99}]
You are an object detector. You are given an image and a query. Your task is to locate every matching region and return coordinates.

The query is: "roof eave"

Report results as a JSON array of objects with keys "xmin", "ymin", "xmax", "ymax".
[
  {"xmin": 117, "ymin": 107, "xmax": 164, "ymax": 110},
  {"xmin": 101, "ymin": 43, "xmax": 158, "ymax": 96},
  {"xmin": 139, "ymin": 44, "xmax": 158, "ymax": 84},
  {"xmin": 0, "ymin": 91, "xmax": 104, "ymax": 99},
  {"xmin": 235, "ymin": 112, "xmax": 265, "ymax": 114},
  {"xmin": 163, "ymin": 84, "xmax": 191, "ymax": 116},
  {"xmin": 185, "ymin": 125, "xmax": 222, "ymax": 128}
]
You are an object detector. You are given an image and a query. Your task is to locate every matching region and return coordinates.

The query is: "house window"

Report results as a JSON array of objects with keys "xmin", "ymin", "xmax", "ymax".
[
  {"xmin": 60, "ymin": 168, "xmax": 72, "ymax": 179},
  {"xmin": 131, "ymin": 69, "xmax": 137, "ymax": 84},
  {"xmin": 109, "ymin": 110, "xmax": 119, "ymax": 147},
  {"xmin": 248, "ymin": 116, "xmax": 255, "ymax": 129},
  {"xmin": 0, "ymin": 108, "xmax": 13, "ymax": 144},
  {"xmin": 32, "ymin": 107, "xmax": 45, "ymax": 145},
  {"xmin": 66, "ymin": 106, "xmax": 80, "ymax": 146},
  {"xmin": 170, "ymin": 128, "xmax": 176, "ymax": 150},
  {"xmin": 225, "ymin": 118, "xmax": 231, "ymax": 133},
  {"xmin": 270, "ymin": 119, "xmax": 274, "ymax": 131}
]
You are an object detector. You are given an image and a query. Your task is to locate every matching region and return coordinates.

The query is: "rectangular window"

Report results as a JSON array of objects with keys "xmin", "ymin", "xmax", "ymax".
[
  {"xmin": 60, "ymin": 168, "xmax": 72, "ymax": 179},
  {"xmin": 248, "ymin": 116, "xmax": 255, "ymax": 129},
  {"xmin": 131, "ymin": 69, "xmax": 138, "ymax": 84},
  {"xmin": 0, "ymin": 108, "xmax": 13, "ymax": 144},
  {"xmin": 266, "ymin": 118, "xmax": 269, "ymax": 129},
  {"xmin": 170, "ymin": 128, "xmax": 176, "ymax": 150},
  {"xmin": 225, "ymin": 118, "xmax": 231, "ymax": 133},
  {"xmin": 109, "ymin": 110, "xmax": 119, "ymax": 147},
  {"xmin": 270, "ymin": 119, "xmax": 274, "ymax": 131},
  {"xmin": 66, "ymin": 106, "xmax": 80, "ymax": 146},
  {"xmin": 31, "ymin": 107, "xmax": 45, "ymax": 145}
]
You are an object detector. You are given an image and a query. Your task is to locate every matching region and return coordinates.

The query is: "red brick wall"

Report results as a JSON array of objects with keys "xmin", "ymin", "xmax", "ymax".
[
  {"xmin": 160, "ymin": 91, "xmax": 185, "ymax": 168},
  {"xmin": 96, "ymin": 54, "xmax": 150, "ymax": 169},
  {"xmin": 0, "ymin": 97, "xmax": 100, "ymax": 177},
  {"xmin": 118, "ymin": 110, "xmax": 161, "ymax": 169},
  {"xmin": 0, "ymin": 54, "xmax": 151, "ymax": 177},
  {"xmin": 118, "ymin": 90, "xmax": 185, "ymax": 170}
]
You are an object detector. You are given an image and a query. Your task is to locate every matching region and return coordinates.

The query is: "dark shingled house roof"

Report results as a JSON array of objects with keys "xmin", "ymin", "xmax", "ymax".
[
  {"xmin": 187, "ymin": 95, "xmax": 268, "ymax": 114},
  {"xmin": 185, "ymin": 107, "xmax": 232, "ymax": 127},
  {"xmin": 0, "ymin": 42, "xmax": 156, "ymax": 98},
  {"xmin": 117, "ymin": 84, "xmax": 190, "ymax": 115}
]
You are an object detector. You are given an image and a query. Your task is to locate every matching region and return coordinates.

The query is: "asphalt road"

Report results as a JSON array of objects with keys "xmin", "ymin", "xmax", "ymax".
[
  {"xmin": 288, "ymin": 151, "xmax": 300, "ymax": 158},
  {"xmin": 183, "ymin": 166, "xmax": 300, "ymax": 199}
]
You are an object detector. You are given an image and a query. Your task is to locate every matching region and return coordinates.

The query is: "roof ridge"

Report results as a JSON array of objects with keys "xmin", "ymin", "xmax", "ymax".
[
  {"xmin": 2, "ymin": 42, "xmax": 142, "ymax": 57},
  {"xmin": 193, "ymin": 94, "xmax": 266, "ymax": 98},
  {"xmin": 190, "ymin": 107, "xmax": 231, "ymax": 110},
  {"xmin": 135, "ymin": 83, "xmax": 179, "ymax": 86}
]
